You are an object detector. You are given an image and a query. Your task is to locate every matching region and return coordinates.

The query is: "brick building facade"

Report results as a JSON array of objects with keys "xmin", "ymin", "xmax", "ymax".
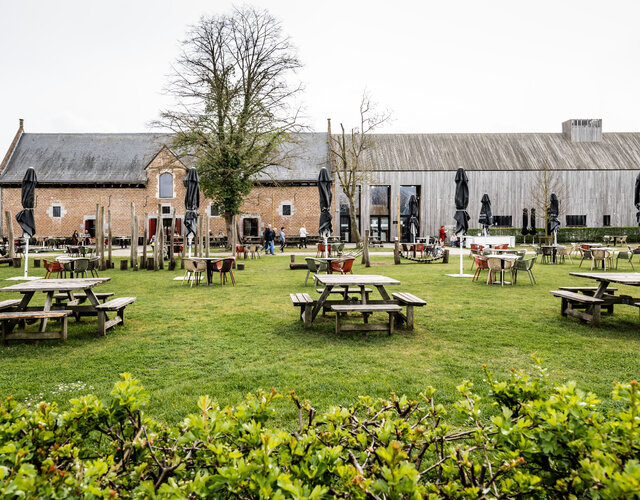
[{"xmin": 0, "ymin": 121, "xmax": 330, "ymax": 240}]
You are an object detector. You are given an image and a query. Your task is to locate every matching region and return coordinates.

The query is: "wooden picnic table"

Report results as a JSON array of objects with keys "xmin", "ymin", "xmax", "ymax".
[
  {"xmin": 189, "ymin": 256, "xmax": 226, "ymax": 285},
  {"xmin": 563, "ymin": 272, "xmax": 640, "ymax": 326},
  {"xmin": 312, "ymin": 274, "xmax": 400, "ymax": 322},
  {"xmin": 0, "ymin": 278, "xmax": 110, "ymax": 337}
]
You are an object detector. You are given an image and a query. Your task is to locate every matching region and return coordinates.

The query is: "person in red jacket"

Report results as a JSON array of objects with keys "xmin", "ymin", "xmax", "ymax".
[{"xmin": 439, "ymin": 225, "xmax": 446, "ymax": 246}]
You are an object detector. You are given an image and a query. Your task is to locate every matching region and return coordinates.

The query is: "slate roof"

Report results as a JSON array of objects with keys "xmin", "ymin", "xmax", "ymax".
[
  {"xmin": 358, "ymin": 133, "xmax": 640, "ymax": 171},
  {"xmin": 0, "ymin": 133, "xmax": 175, "ymax": 185},
  {"xmin": 0, "ymin": 132, "xmax": 330, "ymax": 185}
]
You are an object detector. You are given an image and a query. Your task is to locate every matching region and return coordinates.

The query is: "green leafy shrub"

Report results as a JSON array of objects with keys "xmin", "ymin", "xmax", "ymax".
[{"xmin": 1, "ymin": 359, "xmax": 639, "ymax": 498}]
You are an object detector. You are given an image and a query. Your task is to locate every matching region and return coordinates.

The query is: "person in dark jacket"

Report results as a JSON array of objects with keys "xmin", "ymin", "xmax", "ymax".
[{"xmin": 264, "ymin": 224, "xmax": 275, "ymax": 255}]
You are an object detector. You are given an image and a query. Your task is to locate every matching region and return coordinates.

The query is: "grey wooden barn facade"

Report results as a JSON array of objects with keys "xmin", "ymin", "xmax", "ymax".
[{"xmin": 334, "ymin": 120, "xmax": 640, "ymax": 241}]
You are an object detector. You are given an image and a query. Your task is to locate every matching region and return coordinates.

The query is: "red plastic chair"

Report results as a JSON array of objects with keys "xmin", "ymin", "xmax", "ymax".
[
  {"xmin": 44, "ymin": 259, "xmax": 65, "ymax": 279},
  {"xmin": 316, "ymin": 243, "xmax": 332, "ymax": 257},
  {"xmin": 330, "ymin": 257, "xmax": 355, "ymax": 274},
  {"xmin": 472, "ymin": 255, "xmax": 488, "ymax": 282},
  {"xmin": 218, "ymin": 258, "xmax": 236, "ymax": 286}
]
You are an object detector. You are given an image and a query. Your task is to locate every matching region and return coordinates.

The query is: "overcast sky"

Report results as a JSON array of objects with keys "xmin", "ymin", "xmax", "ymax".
[{"xmin": 2, "ymin": 0, "xmax": 640, "ymax": 152}]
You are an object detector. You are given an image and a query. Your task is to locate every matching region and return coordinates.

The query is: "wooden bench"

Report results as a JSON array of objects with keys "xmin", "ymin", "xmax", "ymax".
[
  {"xmin": 290, "ymin": 293, "xmax": 314, "ymax": 327},
  {"xmin": 391, "ymin": 292, "xmax": 427, "ymax": 330},
  {"xmin": 53, "ymin": 292, "xmax": 114, "ymax": 304},
  {"xmin": 0, "ymin": 299, "xmax": 22, "ymax": 311},
  {"xmin": 558, "ymin": 287, "xmax": 617, "ymax": 314},
  {"xmin": 94, "ymin": 297, "xmax": 136, "ymax": 336},
  {"xmin": 330, "ymin": 304, "xmax": 402, "ymax": 335},
  {"xmin": 0, "ymin": 257, "xmax": 14, "ymax": 266},
  {"xmin": 550, "ymin": 290, "xmax": 604, "ymax": 327},
  {"xmin": 0, "ymin": 310, "xmax": 72, "ymax": 344}
]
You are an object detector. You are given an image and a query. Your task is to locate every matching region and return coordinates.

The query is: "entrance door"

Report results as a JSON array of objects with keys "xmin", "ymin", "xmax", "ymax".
[
  {"xmin": 148, "ymin": 218, "xmax": 157, "ymax": 239},
  {"xmin": 84, "ymin": 219, "xmax": 96, "ymax": 237},
  {"xmin": 369, "ymin": 216, "xmax": 389, "ymax": 242}
]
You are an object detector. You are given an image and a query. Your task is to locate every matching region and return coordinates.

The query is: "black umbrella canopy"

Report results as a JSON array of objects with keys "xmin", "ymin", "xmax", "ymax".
[
  {"xmin": 635, "ymin": 173, "xmax": 640, "ymax": 228},
  {"xmin": 478, "ymin": 194, "xmax": 493, "ymax": 233},
  {"xmin": 530, "ymin": 208, "xmax": 537, "ymax": 236},
  {"xmin": 453, "ymin": 168, "xmax": 470, "ymax": 235},
  {"xmin": 408, "ymin": 194, "xmax": 419, "ymax": 243},
  {"xmin": 318, "ymin": 167, "xmax": 332, "ymax": 237},
  {"xmin": 548, "ymin": 193, "xmax": 560, "ymax": 234},
  {"xmin": 183, "ymin": 167, "xmax": 200, "ymax": 237},
  {"xmin": 16, "ymin": 167, "xmax": 37, "ymax": 237},
  {"xmin": 521, "ymin": 208, "xmax": 529, "ymax": 236}
]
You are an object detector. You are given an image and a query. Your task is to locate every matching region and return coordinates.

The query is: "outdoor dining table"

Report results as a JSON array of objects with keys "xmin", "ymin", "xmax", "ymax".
[
  {"xmin": 567, "ymin": 272, "xmax": 640, "ymax": 326},
  {"xmin": 189, "ymin": 256, "xmax": 225, "ymax": 285},
  {"xmin": 485, "ymin": 254, "xmax": 520, "ymax": 285},
  {"xmin": 314, "ymin": 257, "xmax": 344, "ymax": 274},
  {"xmin": 312, "ymin": 274, "xmax": 400, "ymax": 322},
  {"xmin": 0, "ymin": 277, "xmax": 110, "ymax": 334}
]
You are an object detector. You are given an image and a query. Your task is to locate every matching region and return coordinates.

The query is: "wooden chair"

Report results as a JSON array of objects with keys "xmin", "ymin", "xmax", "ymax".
[{"xmin": 218, "ymin": 258, "xmax": 236, "ymax": 286}]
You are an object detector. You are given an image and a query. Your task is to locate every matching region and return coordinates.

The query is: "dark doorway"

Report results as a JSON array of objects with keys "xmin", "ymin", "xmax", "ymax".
[
  {"xmin": 243, "ymin": 218, "xmax": 259, "ymax": 237},
  {"xmin": 370, "ymin": 215, "xmax": 389, "ymax": 242},
  {"xmin": 84, "ymin": 219, "xmax": 95, "ymax": 237}
]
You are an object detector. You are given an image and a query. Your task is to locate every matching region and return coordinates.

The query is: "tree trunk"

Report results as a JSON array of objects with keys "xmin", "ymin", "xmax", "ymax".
[
  {"xmin": 205, "ymin": 215, "xmax": 210, "ymax": 257},
  {"xmin": 169, "ymin": 209, "xmax": 176, "ymax": 268},
  {"xmin": 394, "ymin": 238, "xmax": 401, "ymax": 265},
  {"xmin": 361, "ymin": 229, "xmax": 370, "ymax": 267},
  {"xmin": 107, "ymin": 210, "xmax": 112, "ymax": 268},
  {"xmin": 348, "ymin": 198, "xmax": 361, "ymax": 245},
  {"xmin": 142, "ymin": 214, "xmax": 148, "ymax": 269},
  {"xmin": 5, "ymin": 211, "xmax": 14, "ymax": 259}
]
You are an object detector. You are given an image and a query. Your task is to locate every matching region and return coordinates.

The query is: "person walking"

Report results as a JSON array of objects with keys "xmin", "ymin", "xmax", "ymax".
[
  {"xmin": 299, "ymin": 225, "xmax": 307, "ymax": 248},
  {"xmin": 279, "ymin": 226, "xmax": 286, "ymax": 252},
  {"xmin": 264, "ymin": 224, "xmax": 275, "ymax": 255}
]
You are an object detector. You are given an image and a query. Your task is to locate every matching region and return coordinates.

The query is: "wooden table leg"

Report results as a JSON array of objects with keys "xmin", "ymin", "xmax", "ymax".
[
  {"xmin": 375, "ymin": 285, "xmax": 391, "ymax": 301},
  {"xmin": 311, "ymin": 285, "xmax": 333, "ymax": 321},
  {"xmin": 40, "ymin": 291, "xmax": 54, "ymax": 332}
]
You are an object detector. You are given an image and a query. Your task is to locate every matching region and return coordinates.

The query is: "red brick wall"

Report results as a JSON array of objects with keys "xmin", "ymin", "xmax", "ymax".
[{"xmin": 1, "ymin": 148, "xmax": 329, "ymax": 239}]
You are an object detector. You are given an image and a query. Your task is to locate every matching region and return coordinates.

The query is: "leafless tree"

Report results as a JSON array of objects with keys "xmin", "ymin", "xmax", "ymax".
[
  {"xmin": 329, "ymin": 91, "xmax": 391, "ymax": 245},
  {"xmin": 153, "ymin": 6, "xmax": 304, "ymax": 244},
  {"xmin": 529, "ymin": 164, "xmax": 569, "ymax": 237}
]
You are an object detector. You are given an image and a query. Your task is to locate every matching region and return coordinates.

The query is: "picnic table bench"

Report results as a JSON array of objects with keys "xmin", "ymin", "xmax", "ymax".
[
  {"xmin": 330, "ymin": 303, "xmax": 402, "ymax": 334},
  {"xmin": 392, "ymin": 292, "xmax": 427, "ymax": 329},
  {"xmin": 550, "ymin": 290, "xmax": 605, "ymax": 326},
  {"xmin": 290, "ymin": 293, "xmax": 315, "ymax": 327},
  {"xmin": 1, "ymin": 310, "xmax": 72, "ymax": 344},
  {"xmin": 95, "ymin": 297, "xmax": 137, "ymax": 337}
]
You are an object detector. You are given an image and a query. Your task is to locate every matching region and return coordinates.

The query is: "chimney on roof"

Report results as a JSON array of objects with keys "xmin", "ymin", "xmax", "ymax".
[
  {"xmin": 562, "ymin": 119, "xmax": 602, "ymax": 142},
  {"xmin": 19, "ymin": 118, "xmax": 23, "ymax": 130}
]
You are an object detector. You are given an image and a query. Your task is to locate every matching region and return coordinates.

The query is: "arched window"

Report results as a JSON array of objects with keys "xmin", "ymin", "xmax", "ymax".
[{"xmin": 159, "ymin": 173, "xmax": 173, "ymax": 198}]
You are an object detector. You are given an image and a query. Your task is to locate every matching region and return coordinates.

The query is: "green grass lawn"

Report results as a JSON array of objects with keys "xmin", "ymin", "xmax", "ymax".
[{"xmin": 0, "ymin": 252, "xmax": 638, "ymax": 426}]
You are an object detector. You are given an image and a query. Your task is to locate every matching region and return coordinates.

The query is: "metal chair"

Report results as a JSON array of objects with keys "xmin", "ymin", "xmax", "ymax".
[
  {"xmin": 87, "ymin": 257, "xmax": 100, "ymax": 277},
  {"xmin": 591, "ymin": 249, "xmax": 610, "ymax": 270},
  {"xmin": 616, "ymin": 249, "xmax": 635, "ymax": 270},
  {"xmin": 304, "ymin": 258, "xmax": 328, "ymax": 286},
  {"xmin": 73, "ymin": 258, "xmax": 90, "ymax": 278},
  {"xmin": 330, "ymin": 257, "xmax": 354, "ymax": 275},
  {"xmin": 513, "ymin": 256, "xmax": 537, "ymax": 285},
  {"xmin": 183, "ymin": 259, "xmax": 205, "ymax": 287},
  {"xmin": 218, "ymin": 258, "xmax": 236, "ymax": 286},
  {"xmin": 578, "ymin": 246, "xmax": 592, "ymax": 268},
  {"xmin": 541, "ymin": 246, "xmax": 554, "ymax": 264},
  {"xmin": 43, "ymin": 259, "xmax": 65, "ymax": 279},
  {"xmin": 472, "ymin": 255, "xmax": 488, "ymax": 282}
]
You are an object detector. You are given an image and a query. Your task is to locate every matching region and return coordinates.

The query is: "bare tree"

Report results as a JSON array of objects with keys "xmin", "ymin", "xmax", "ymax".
[
  {"xmin": 329, "ymin": 91, "xmax": 391, "ymax": 245},
  {"xmin": 153, "ymin": 6, "xmax": 303, "ymax": 244},
  {"xmin": 529, "ymin": 164, "xmax": 569, "ymax": 237}
]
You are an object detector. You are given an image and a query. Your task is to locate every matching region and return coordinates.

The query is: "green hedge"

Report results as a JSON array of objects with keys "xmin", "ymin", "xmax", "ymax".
[
  {"xmin": 467, "ymin": 226, "xmax": 640, "ymax": 244},
  {"xmin": 1, "ymin": 359, "xmax": 639, "ymax": 498}
]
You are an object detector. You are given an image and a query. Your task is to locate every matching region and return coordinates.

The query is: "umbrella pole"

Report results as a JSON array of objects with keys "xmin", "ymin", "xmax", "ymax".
[
  {"xmin": 324, "ymin": 233, "xmax": 328, "ymax": 258},
  {"xmin": 554, "ymin": 231, "xmax": 557, "ymax": 246},
  {"xmin": 459, "ymin": 235, "xmax": 464, "ymax": 275},
  {"xmin": 188, "ymin": 234, "xmax": 193, "ymax": 258},
  {"xmin": 23, "ymin": 236, "xmax": 29, "ymax": 278}
]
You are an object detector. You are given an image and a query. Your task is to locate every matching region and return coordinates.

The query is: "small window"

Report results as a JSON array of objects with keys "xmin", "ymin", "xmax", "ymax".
[
  {"xmin": 566, "ymin": 215, "xmax": 586, "ymax": 227},
  {"xmin": 161, "ymin": 205, "xmax": 172, "ymax": 215},
  {"xmin": 210, "ymin": 204, "xmax": 220, "ymax": 217},
  {"xmin": 603, "ymin": 215, "xmax": 611, "ymax": 227},
  {"xmin": 159, "ymin": 173, "xmax": 173, "ymax": 198},
  {"xmin": 282, "ymin": 204, "xmax": 291, "ymax": 216},
  {"xmin": 493, "ymin": 215, "xmax": 512, "ymax": 227},
  {"xmin": 52, "ymin": 206, "xmax": 61, "ymax": 218}
]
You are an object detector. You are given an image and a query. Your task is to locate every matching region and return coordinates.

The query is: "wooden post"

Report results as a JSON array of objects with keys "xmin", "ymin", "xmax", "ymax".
[
  {"xmin": 154, "ymin": 204, "xmax": 161, "ymax": 271},
  {"xmin": 133, "ymin": 215, "xmax": 139, "ymax": 270},
  {"xmin": 169, "ymin": 209, "xmax": 176, "ymax": 269},
  {"xmin": 107, "ymin": 210, "xmax": 112, "ymax": 268},
  {"xmin": 205, "ymin": 215, "xmax": 210, "ymax": 257},
  {"xmin": 130, "ymin": 203, "xmax": 136, "ymax": 269},
  {"xmin": 361, "ymin": 230, "xmax": 371, "ymax": 267},
  {"xmin": 99, "ymin": 205, "xmax": 106, "ymax": 270},
  {"xmin": 142, "ymin": 214, "xmax": 148, "ymax": 269},
  {"xmin": 4, "ymin": 211, "xmax": 14, "ymax": 259},
  {"xmin": 394, "ymin": 237, "xmax": 401, "ymax": 265},
  {"xmin": 157, "ymin": 203, "xmax": 164, "ymax": 270}
]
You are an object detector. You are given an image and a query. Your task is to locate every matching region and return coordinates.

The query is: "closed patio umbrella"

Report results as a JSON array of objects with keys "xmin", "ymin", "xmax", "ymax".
[
  {"xmin": 479, "ymin": 194, "xmax": 492, "ymax": 236},
  {"xmin": 530, "ymin": 208, "xmax": 537, "ymax": 236},
  {"xmin": 548, "ymin": 194, "xmax": 560, "ymax": 245},
  {"xmin": 448, "ymin": 167, "xmax": 473, "ymax": 277},
  {"xmin": 635, "ymin": 173, "xmax": 640, "ymax": 229},
  {"xmin": 184, "ymin": 167, "xmax": 200, "ymax": 257},
  {"xmin": 16, "ymin": 167, "xmax": 37, "ymax": 278},
  {"xmin": 318, "ymin": 167, "xmax": 332, "ymax": 257},
  {"xmin": 408, "ymin": 194, "xmax": 419, "ymax": 243},
  {"xmin": 521, "ymin": 208, "xmax": 529, "ymax": 236}
]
